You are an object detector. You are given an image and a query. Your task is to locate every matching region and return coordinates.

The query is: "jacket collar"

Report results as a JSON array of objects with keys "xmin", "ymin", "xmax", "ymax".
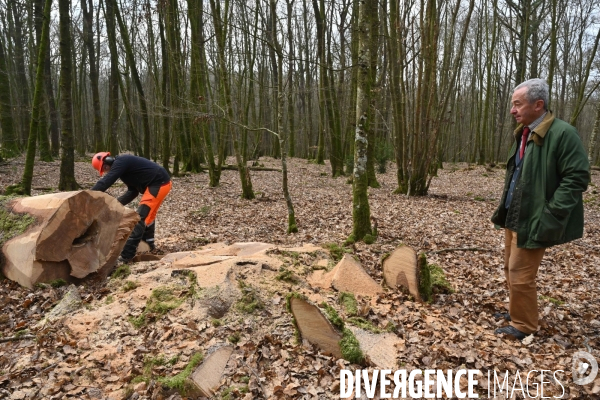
[{"xmin": 513, "ymin": 111, "xmax": 555, "ymax": 146}]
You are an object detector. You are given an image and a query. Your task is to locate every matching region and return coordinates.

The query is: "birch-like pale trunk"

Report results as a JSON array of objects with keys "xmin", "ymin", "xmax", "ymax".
[{"xmin": 351, "ymin": 0, "xmax": 375, "ymax": 241}]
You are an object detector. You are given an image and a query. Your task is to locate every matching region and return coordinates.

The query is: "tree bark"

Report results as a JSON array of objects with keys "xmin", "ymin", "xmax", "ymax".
[
  {"xmin": 58, "ymin": 0, "xmax": 78, "ymax": 191},
  {"xmin": 0, "ymin": 34, "xmax": 18, "ymax": 158},
  {"xmin": 351, "ymin": 0, "xmax": 374, "ymax": 241},
  {"xmin": 81, "ymin": 0, "xmax": 102, "ymax": 152},
  {"xmin": 10, "ymin": 0, "xmax": 52, "ymax": 195}
]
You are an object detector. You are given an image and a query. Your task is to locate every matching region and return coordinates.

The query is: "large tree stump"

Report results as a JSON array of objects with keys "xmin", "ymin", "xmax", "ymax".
[
  {"xmin": 382, "ymin": 246, "xmax": 431, "ymax": 301},
  {"xmin": 1, "ymin": 190, "xmax": 139, "ymax": 288}
]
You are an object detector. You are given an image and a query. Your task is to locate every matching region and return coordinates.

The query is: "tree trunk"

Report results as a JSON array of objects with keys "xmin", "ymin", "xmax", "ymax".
[
  {"xmin": 158, "ymin": 12, "xmax": 171, "ymax": 174},
  {"xmin": 188, "ymin": 0, "xmax": 214, "ymax": 176},
  {"xmin": 268, "ymin": 0, "xmax": 297, "ymax": 234},
  {"xmin": 588, "ymin": 100, "xmax": 600, "ymax": 166},
  {"xmin": 81, "ymin": 0, "xmax": 102, "ymax": 152},
  {"xmin": 365, "ymin": 0, "xmax": 379, "ymax": 188},
  {"xmin": 9, "ymin": 0, "xmax": 31, "ymax": 146},
  {"xmin": 210, "ymin": 0, "xmax": 254, "ymax": 199},
  {"xmin": 1, "ymin": 191, "xmax": 139, "ymax": 288},
  {"xmin": 33, "ymin": 0, "xmax": 52, "ymax": 162},
  {"xmin": 58, "ymin": 0, "xmax": 78, "ymax": 191},
  {"xmin": 9, "ymin": 0, "xmax": 52, "ymax": 196},
  {"xmin": 0, "ymin": 34, "xmax": 18, "ymax": 158},
  {"xmin": 351, "ymin": 0, "xmax": 374, "ymax": 242},
  {"xmin": 114, "ymin": 0, "xmax": 151, "ymax": 158}
]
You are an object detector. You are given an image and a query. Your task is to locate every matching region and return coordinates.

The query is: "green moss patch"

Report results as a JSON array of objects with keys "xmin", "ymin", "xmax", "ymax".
[
  {"xmin": 158, "ymin": 352, "xmax": 203, "ymax": 393},
  {"xmin": 275, "ymin": 268, "xmax": 298, "ymax": 283},
  {"xmin": 347, "ymin": 317, "xmax": 383, "ymax": 333},
  {"xmin": 0, "ymin": 196, "xmax": 35, "ymax": 248},
  {"xmin": 123, "ymin": 280, "xmax": 139, "ymax": 292},
  {"xmin": 128, "ymin": 286, "xmax": 185, "ymax": 329},
  {"xmin": 429, "ymin": 263, "xmax": 454, "ymax": 294},
  {"xmin": 235, "ymin": 280, "xmax": 263, "ymax": 314},
  {"xmin": 128, "ymin": 353, "xmax": 201, "ymax": 396},
  {"xmin": 112, "ymin": 265, "xmax": 131, "ymax": 280},
  {"xmin": 49, "ymin": 279, "xmax": 67, "ymax": 288},
  {"xmin": 340, "ymin": 328, "xmax": 365, "ymax": 365},
  {"xmin": 321, "ymin": 243, "xmax": 351, "ymax": 262},
  {"xmin": 339, "ymin": 292, "xmax": 357, "ymax": 316},
  {"xmin": 320, "ymin": 302, "xmax": 344, "ymax": 331},
  {"xmin": 418, "ymin": 252, "xmax": 432, "ymax": 302}
]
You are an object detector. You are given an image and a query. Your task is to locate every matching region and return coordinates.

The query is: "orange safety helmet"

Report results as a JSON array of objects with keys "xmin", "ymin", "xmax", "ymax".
[{"xmin": 92, "ymin": 152, "xmax": 111, "ymax": 176}]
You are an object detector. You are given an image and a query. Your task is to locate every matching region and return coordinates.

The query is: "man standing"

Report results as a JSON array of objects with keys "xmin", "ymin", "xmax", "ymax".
[
  {"xmin": 91, "ymin": 152, "xmax": 172, "ymax": 263},
  {"xmin": 491, "ymin": 78, "xmax": 589, "ymax": 340}
]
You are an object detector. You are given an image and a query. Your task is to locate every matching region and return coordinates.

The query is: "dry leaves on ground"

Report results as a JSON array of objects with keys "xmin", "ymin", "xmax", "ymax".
[{"xmin": 0, "ymin": 156, "xmax": 599, "ymax": 399}]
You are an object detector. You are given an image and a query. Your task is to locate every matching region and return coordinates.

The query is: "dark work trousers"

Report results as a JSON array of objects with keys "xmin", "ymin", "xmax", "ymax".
[{"xmin": 120, "ymin": 182, "xmax": 171, "ymax": 260}]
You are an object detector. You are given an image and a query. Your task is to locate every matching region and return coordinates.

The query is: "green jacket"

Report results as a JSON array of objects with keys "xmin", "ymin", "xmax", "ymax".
[{"xmin": 491, "ymin": 112, "xmax": 590, "ymax": 248}]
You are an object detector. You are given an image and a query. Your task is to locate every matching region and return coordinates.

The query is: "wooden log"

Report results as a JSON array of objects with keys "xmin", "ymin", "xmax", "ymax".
[
  {"xmin": 308, "ymin": 254, "xmax": 383, "ymax": 297},
  {"xmin": 382, "ymin": 246, "xmax": 431, "ymax": 301},
  {"xmin": 189, "ymin": 345, "xmax": 234, "ymax": 397},
  {"xmin": 289, "ymin": 297, "xmax": 342, "ymax": 358},
  {"xmin": 1, "ymin": 190, "xmax": 139, "ymax": 288}
]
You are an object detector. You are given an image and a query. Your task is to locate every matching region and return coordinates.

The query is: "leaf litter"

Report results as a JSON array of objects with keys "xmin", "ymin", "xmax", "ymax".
[{"xmin": 0, "ymin": 156, "xmax": 599, "ymax": 399}]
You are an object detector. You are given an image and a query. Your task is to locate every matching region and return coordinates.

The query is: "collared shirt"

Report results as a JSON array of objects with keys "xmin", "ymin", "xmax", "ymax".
[{"xmin": 505, "ymin": 112, "xmax": 548, "ymax": 209}]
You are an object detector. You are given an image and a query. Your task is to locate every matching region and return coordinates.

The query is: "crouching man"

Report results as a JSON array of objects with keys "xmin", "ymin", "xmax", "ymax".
[{"xmin": 91, "ymin": 152, "xmax": 172, "ymax": 263}]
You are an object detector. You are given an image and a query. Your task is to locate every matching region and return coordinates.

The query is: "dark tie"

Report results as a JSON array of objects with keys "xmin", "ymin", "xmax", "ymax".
[{"xmin": 519, "ymin": 127, "xmax": 530, "ymax": 159}]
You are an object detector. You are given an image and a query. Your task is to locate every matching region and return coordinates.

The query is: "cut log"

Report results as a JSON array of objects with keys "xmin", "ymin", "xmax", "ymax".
[
  {"xmin": 189, "ymin": 345, "xmax": 234, "ymax": 397},
  {"xmin": 382, "ymin": 246, "xmax": 431, "ymax": 301},
  {"xmin": 347, "ymin": 326, "xmax": 400, "ymax": 369},
  {"xmin": 1, "ymin": 190, "xmax": 139, "ymax": 288},
  {"xmin": 308, "ymin": 254, "xmax": 383, "ymax": 297},
  {"xmin": 289, "ymin": 297, "xmax": 342, "ymax": 358}
]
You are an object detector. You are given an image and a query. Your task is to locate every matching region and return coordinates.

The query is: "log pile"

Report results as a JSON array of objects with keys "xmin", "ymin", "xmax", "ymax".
[{"xmin": 1, "ymin": 190, "xmax": 139, "ymax": 288}]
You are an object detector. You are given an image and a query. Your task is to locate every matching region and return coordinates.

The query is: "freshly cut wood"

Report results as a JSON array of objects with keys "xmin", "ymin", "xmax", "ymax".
[
  {"xmin": 289, "ymin": 297, "xmax": 342, "ymax": 358},
  {"xmin": 189, "ymin": 345, "xmax": 234, "ymax": 397},
  {"xmin": 347, "ymin": 326, "xmax": 400, "ymax": 369},
  {"xmin": 1, "ymin": 190, "xmax": 139, "ymax": 288},
  {"xmin": 136, "ymin": 241, "xmax": 151, "ymax": 253},
  {"xmin": 308, "ymin": 254, "xmax": 383, "ymax": 297},
  {"xmin": 382, "ymin": 246, "xmax": 429, "ymax": 301}
]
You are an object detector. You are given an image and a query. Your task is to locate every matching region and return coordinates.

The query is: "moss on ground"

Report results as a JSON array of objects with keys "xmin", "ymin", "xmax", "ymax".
[
  {"xmin": 235, "ymin": 280, "xmax": 263, "ymax": 314},
  {"xmin": 122, "ymin": 280, "xmax": 138, "ymax": 292},
  {"xmin": 363, "ymin": 234, "xmax": 375, "ymax": 244},
  {"xmin": 275, "ymin": 267, "xmax": 298, "ymax": 283},
  {"xmin": 320, "ymin": 302, "xmax": 344, "ymax": 331},
  {"xmin": 112, "ymin": 264, "xmax": 131, "ymax": 279},
  {"xmin": 340, "ymin": 328, "xmax": 365, "ymax": 365},
  {"xmin": 321, "ymin": 243, "xmax": 351, "ymax": 262},
  {"xmin": 429, "ymin": 263, "xmax": 454, "ymax": 294},
  {"xmin": 49, "ymin": 279, "xmax": 67, "ymax": 288},
  {"xmin": 128, "ymin": 286, "xmax": 185, "ymax": 329},
  {"xmin": 129, "ymin": 353, "xmax": 201, "ymax": 396},
  {"xmin": 347, "ymin": 317, "xmax": 382, "ymax": 333},
  {"xmin": 339, "ymin": 292, "xmax": 357, "ymax": 316},
  {"xmin": 418, "ymin": 252, "xmax": 432, "ymax": 302},
  {"xmin": 0, "ymin": 196, "xmax": 35, "ymax": 248},
  {"xmin": 158, "ymin": 352, "xmax": 203, "ymax": 393}
]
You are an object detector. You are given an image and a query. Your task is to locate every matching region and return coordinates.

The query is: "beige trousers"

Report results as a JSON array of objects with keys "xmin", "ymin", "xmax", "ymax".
[{"xmin": 504, "ymin": 229, "xmax": 546, "ymax": 333}]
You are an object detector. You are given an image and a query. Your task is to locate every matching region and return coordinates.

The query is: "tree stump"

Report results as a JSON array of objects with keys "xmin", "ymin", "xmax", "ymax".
[
  {"xmin": 289, "ymin": 297, "xmax": 342, "ymax": 358},
  {"xmin": 382, "ymin": 246, "xmax": 431, "ymax": 301},
  {"xmin": 189, "ymin": 346, "xmax": 234, "ymax": 397},
  {"xmin": 1, "ymin": 190, "xmax": 139, "ymax": 288}
]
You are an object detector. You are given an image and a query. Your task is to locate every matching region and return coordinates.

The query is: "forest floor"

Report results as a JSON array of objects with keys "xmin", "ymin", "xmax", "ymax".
[{"xmin": 0, "ymin": 155, "xmax": 600, "ymax": 399}]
